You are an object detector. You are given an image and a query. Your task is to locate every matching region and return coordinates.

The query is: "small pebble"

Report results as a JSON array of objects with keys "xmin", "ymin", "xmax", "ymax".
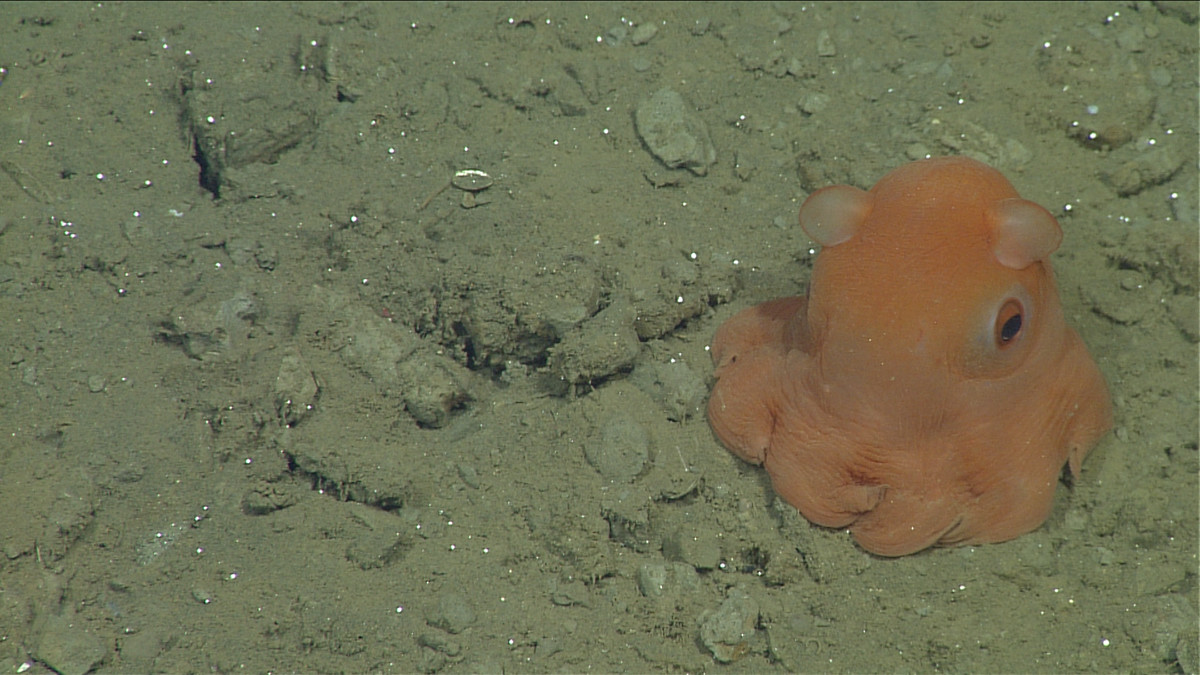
[
  {"xmin": 816, "ymin": 30, "xmax": 837, "ymax": 57},
  {"xmin": 631, "ymin": 22, "xmax": 658, "ymax": 46}
]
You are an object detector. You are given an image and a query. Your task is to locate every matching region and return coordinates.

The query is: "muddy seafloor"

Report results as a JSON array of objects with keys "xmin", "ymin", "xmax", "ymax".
[{"xmin": 0, "ymin": 3, "xmax": 1196, "ymax": 673}]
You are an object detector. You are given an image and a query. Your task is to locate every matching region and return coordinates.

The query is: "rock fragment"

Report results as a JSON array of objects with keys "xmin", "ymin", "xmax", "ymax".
[{"xmin": 635, "ymin": 88, "xmax": 717, "ymax": 176}]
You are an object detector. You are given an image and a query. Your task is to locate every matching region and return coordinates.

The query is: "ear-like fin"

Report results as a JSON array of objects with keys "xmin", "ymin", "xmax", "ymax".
[
  {"xmin": 799, "ymin": 185, "xmax": 870, "ymax": 247},
  {"xmin": 989, "ymin": 198, "xmax": 1062, "ymax": 269}
]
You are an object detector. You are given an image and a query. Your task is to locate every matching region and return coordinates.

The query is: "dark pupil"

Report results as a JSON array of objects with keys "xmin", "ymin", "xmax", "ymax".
[{"xmin": 1000, "ymin": 314, "xmax": 1022, "ymax": 342}]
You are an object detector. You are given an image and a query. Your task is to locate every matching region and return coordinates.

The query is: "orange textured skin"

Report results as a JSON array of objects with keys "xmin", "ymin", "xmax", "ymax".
[{"xmin": 707, "ymin": 156, "xmax": 1112, "ymax": 556}]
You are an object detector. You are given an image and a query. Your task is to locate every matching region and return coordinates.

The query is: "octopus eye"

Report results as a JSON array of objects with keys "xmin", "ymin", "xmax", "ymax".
[{"xmin": 994, "ymin": 299, "xmax": 1024, "ymax": 346}]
